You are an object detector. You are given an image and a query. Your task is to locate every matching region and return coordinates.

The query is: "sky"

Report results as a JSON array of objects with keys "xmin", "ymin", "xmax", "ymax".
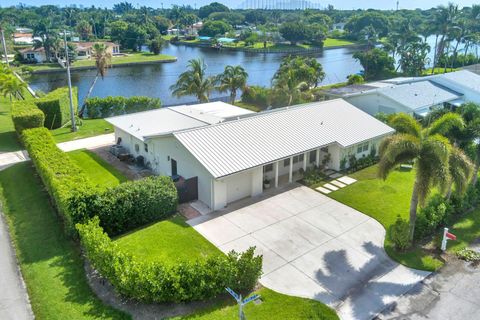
[{"xmin": 1, "ymin": 0, "xmax": 479, "ymax": 10}]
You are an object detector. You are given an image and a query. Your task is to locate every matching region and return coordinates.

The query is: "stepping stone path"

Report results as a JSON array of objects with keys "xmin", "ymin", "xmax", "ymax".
[
  {"xmin": 315, "ymin": 175, "xmax": 358, "ymax": 194},
  {"xmin": 329, "ymin": 172, "xmax": 343, "ymax": 179}
]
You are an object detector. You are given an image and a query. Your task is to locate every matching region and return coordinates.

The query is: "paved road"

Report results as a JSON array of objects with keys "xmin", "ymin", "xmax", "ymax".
[
  {"xmin": 0, "ymin": 211, "xmax": 33, "ymax": 320},
  {"xmin": 189, "ymin": 185, "xmax": 430, "ymax": 320},
  {"xmin": 380, "ymin": 257, "xmax": 480, "ymax": 320}
]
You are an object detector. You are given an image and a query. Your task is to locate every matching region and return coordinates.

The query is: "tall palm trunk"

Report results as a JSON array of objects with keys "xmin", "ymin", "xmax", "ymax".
[
  {"xmin": 409, "ymin": 180, "xmax": 420, "ymax": 241},
  {"xmin": 230, "ymin": 89, "xmax": 237, "ymax": 104},
  {"xmin": 431, "ymin": 34, "xmax": 439, "ymax": 74},
  {"xmin": 79, "ymin": 72, "xmax": 99, "ymax": 117}
]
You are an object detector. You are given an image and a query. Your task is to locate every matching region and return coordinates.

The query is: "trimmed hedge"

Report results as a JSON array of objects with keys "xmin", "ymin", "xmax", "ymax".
[
  {"xmin": 77, "ymin": 217, "xmax": 263, "ymax": 303},
  {"xmin": 84, "ymin": 96, "xmax": 162, "ymax": 119},
  {"xmin": 11, "ymin": 100, "xmax": 45, "ymax": 134},
  {"xmin": 71, "ymin": 176, "xmax": 178, "ymax": 236},
  {"xmin": 36, "ymin": 87, "xmax": 78, "ymax": 129},
  {"xmin": 21, "ymin": 127, "xmax": 97, "ymax": 233}
]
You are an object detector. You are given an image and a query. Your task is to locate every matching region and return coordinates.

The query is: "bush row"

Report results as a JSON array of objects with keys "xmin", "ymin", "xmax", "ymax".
[
  {"xmin": 22, "ymin": 127, "xmax": 97, "ymax": 233},
  {"xmin": 77, "ymin": 217, "xmax": 263, "ymax": 302},
  {"xmin": 36, "ymin": 87, "xmax": 77, "ymax": 129},
  {"xmin": 70, "ymin": 176, "xmax": 178, "ymax": 236},
  {"xmin": 84, "ymin": 96, "xmax": 162, "ymax": 119},
  {"xmin": 11, "ymin": 100, "xmax": 45, "ymax": 134},
  {"xmin": 22, "ymin": 128, "xmax": 178, "ymax": 236}
]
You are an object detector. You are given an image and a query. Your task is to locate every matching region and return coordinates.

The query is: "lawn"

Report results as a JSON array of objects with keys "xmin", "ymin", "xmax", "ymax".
[
  {"xmin": 115, "ymin": 213, "xmax": 338, "ymax": 319},
  {"xmin": 172, "ymin": 287, "xmax": 338, "ymax": 320},
  {"xmin": 328, "ymin": 165, "xmax": 444, "ymax": 271},
  {"xmin": 68, "ymin": 149, "xmax": 127, "ymax": 189},
  {"xmin": 114, "ymin": 215, "xmax": 221, "ymax": 265},
  {"xmin": 422, "ymin": 67, "xmax": 459, "ymax": 75},
  {"xmin": 22, "ymin": 52, "xmax": 176, "ymax": 73},
  {"xmin": 0, "ymin": 97, "xmax": 22, "ymax": 152},
  {"xmin": 0, "ymin": 163, "xmax": 129, "ymax": 320},
  {"xmin": 323, "ymin": 38, "xmax": 356, "ymax": 47},
  {"xmin": 50, "ymin": 118, "xmax": 113, "ymax": 143}
]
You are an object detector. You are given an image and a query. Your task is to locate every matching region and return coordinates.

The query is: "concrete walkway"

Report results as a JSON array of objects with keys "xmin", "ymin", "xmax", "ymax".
[
  {"xmin": 0, "ymin": 133, "xmax": 115, "ymax": 169},
  {"xmin": 0, "ymin": 211, "xmax": 33, "ymax": 320},
  {"xmin": 189, "ymin": 185, "xmax": 430, "ymax": 320},
  {"xmin": 0, "ymin": 133, "xmax": 115, "ymax": 320}
]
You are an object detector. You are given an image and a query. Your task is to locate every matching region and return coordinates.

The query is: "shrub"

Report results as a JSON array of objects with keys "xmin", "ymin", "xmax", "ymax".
[
  {"xmin": 76, "ymin": 217, "xmax": 262, "ymax": 302},
  {"xmin": 390, "ymin": 216, "xmax": 411, "ymax": 251},
  {"xmin": 414, "ymin": 194, "xmax": 452, "ymax": 240},
  {"xmin": 11, "ymin": 100, "xmax": 45, "ymax": 134},
  {"xmin": 347, "ymin": 74, "xmax": 364, "ymax": 85},
  {"xmin": 84, "ymin": 96, "xmax": 162, "ymax": 119},
  {"xmin": 303, "ymin": 167, "xmax": 329, "ymax": 186},
  {"xmin": 91, "ymin": 176, "xmax": 178, "ymax": 236},
  {"xmin": 241, "ymin": 85, "xmax": 270, "ymax": 109},
  {"xmin": 21, "ymin": 127, "xmax": 98, "ymax": 234},
  {"xmin": 35, "ymin": 87, "xmax": 78, "ymax": 129},
  {"xmin": 456, "ymin": 248, "xmax": 480, "ymax": 262}
]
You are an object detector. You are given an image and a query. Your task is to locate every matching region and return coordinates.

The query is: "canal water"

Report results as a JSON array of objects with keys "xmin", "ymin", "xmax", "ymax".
[{"xmin": 28, "ymin": 43, "xmax": 362, "ymax": 106}]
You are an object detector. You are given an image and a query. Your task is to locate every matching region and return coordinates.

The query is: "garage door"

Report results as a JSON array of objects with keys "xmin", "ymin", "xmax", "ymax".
[{"xmin": 226, "ymin": 172, "xmax": 252, "ymax": 203}]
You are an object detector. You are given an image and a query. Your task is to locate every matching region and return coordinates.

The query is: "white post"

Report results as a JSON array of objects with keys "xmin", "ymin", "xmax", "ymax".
[
  {"xmin": 0, "ymin": 28, "xmax": 9, "ymax": 66},
  {"xmin": 64, "ymin": 30, "xmax": 77, "ymax": 132},
  {"xmin": 303, "ymin": 152, "xmax": 307, "ymax": 171},
  {"xmin": 239, "ymin": 294, "xmax": 243, "ymax": 320},
  {"xmin": 288, "ymin": 156, "xmax": 293, "ymax": 183},
  {"xmin": 441, "ymin": 227, "xmax": 449, "ymax": 251},
  {"xmin": 316, "ymin": 149, "xmax": 320, "ymax": 167},
  {"xmin": 274, "ymin": 161, "xmax": 279, "ymax": 188}
]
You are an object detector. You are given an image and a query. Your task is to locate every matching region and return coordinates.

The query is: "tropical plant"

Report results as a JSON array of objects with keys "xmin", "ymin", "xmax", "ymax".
[
  {"xmin": 79, "ymin": 43, "xmax": 112, "ymax": 116},
  {"xmin": 378, "ymin": 113, "xmax": 472, "ymax": 242},
  {"xmin": 170, "ymin": 58, "xmax": 215, "ymax": 103},
  {"xmin": 216, "ymin": 65, "xmax": 248, "ymax": 104},
  {"xmin": 0, "ymin": 72, "xmax": 26, "ymax": 101}
]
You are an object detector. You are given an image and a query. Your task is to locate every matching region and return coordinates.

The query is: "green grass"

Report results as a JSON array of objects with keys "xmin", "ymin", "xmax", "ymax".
[
  {"xmin": 0, "ymin": 163, "xmax": 129, "ymax": 320},
  {"xmin": 115, "ymin": 214, "xmax": 338, "ymax": 319},
  {"xmin": 323, "ymin": 38, "xmax": 356, "ymax": 47},
  {"xmin": 422, "ymin": 67, "xmax": 459, "ymax": 75},
  {"xmin": 0, "ymin": 97, "xmax": 22, "ymax": 152},
  {"xmin": 22, "ymin": 52, "xmax": 176, "ymax": 72},
  {"xmin": 68, "ymin": 149, "xmax": 127, "ymax": 189},
  {"xmin": 114, "ymin": 215, "xmax": 221, "ymax": 265},
  {"xmin": 329, "ymin": 165, "xmax": 443, "ymax": 271},
  {"xmin": 172, "ymin": 287, "xmax": 338, "ymax": 320},
  {"xmin": 440, "ymin": 207, "xmax": 480, "ymax": 253},
  {"xmin": 50, "ymin": 118, "xmax": 113, "ymax": 143}
]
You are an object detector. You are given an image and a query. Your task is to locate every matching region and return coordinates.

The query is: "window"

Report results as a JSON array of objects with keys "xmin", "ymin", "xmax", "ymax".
[
  {"xmin": 144, "ymin": 143, "xmax": 148, "ymax": 153},
  {"xmin": 293, "ymin": 154, "xmax": 304, "ymax": 164},
  {"xmin": 264, "ymin": 164, "xmax": 273, "ymax": 173},
  {"xmin": 357, "ymin": 142, "xmax": 369, "ymax": 154},
  {"xmin": 284, "ymin": 158, "xmax": 290, "ymax": 167},
  {"xmin": 309, "ymin": 150, "xmax": 317, "ymax": 164}
]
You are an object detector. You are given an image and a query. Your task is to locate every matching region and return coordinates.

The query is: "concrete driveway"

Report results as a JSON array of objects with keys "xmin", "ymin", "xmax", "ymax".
[{"xmin": 188, "ymin": 185, "xmax": 430, "ymax": 320}]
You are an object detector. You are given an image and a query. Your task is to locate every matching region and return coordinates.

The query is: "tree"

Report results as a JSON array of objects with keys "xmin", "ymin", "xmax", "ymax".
[
  {"xmin": 79, "ymin": 43, "xmax": 112, "ymax": 116},
  {"xmin": 399, "ymin": 41, "xmax": 431, "ymax": 76},
  {"xmin": 113, "ymin": 2, "xmax": 134, "ymax": 15},
  {"xmin": 148, "ymin": 36, "xmax": 164, "ymax": 55},
  {"xmin": 198, "ymin": 20, "xmax": 232, "ymax": 37},
  {"xmin": 456, "ymin": 103, "xmax": 480, "ymax": 185},
  {"xmin": 0, "ymin": 72, "xmax": 26, "ymax": 101},
  {"xmin": 152, "ymin": 16, "xmax": 170, "ymax": 34},
  {"xmin": 279, "ymin": 21, "xmax": 309, "ymax": 45},
  {"xmin": 353, "ymin": 48, "xmax": 395, "ymax": 80},
  {"xmin": 378, "ymin": 113, "xmax": 471, "ymax": 242},
  {"xmin": 76, "ymin": 20, "xmax": 92, "ymax": 40},
  {"xmin": 345, "ymin": 12, "xmax": 390, "ymax": 39},
  {"xmin": 208, "ymin": 12, "xmax": 245, "ymax": 27},
  {"xmin": 273, "ymin": 56, "xmax": 325, "ymax": 89},
  {"xmin": 216, "ymin": 65, "xmax": 248, "ymax": 104},
  {"xmin": 170, "ymin": 59, "xmax": 215, "ymax": 103},
  {"xmin": 198, "ymin": 2, "xmax": 229, "ymax": 19}
]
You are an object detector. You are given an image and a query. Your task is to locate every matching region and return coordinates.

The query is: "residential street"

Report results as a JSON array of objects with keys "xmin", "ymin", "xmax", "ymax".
[
  {"xmin": 0, "ymin": 211, "xmax": 33, "ymax": 320},
  {"xmin": 380, "ymin": 257, "xmax": 480, "ymax": 320}
]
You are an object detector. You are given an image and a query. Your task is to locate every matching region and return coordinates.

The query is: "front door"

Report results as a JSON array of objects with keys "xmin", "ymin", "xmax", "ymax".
[{"xmin": 171, "ymin": 158, "xmax": 178, "ymax": 176}]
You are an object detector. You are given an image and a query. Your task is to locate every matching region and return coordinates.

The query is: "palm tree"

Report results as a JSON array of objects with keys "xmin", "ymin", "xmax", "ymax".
[
  {"xmin": 378, "ymin": 113, "xmax": 471, "ymax": 241},
  {"xmin": 0, "ymin": 67, "xmax": 26, "ymax": 101},
  {"xmin": 79, "ymin": 43, "xmax": 112, "ymax": 116},
  {"xmin": 170, "ymin": 59, "xmax": 214, "ymax": 103},
  {"xmin": 457, "ymin": 103, "xmax": 480, "ymax": 185},
  {"xmin": 216, "ymin": 65, "xmax": 248, "ymax": 104},
  {"xmin": 432, "ymin": 4, "xmax": 459, "ymax": 73}
]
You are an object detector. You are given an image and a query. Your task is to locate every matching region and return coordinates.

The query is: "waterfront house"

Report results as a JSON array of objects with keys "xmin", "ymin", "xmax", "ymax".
[
  {"xmin": 107, "ymin": 100, "xmax": 393, "ymax": 210},
  {"xmin": 74, "ymin": 42, "xmax": 120, "ymax": 60}
]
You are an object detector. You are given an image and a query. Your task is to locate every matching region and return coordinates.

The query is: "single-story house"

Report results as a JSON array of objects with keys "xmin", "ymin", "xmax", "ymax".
[
  {"xmin": 331, "ymin": 22, "xmax": 346, "ymax": 31},
  {"xmin": 74, "ymin": 42, "xmax": 120, "ymax": 60},
  {"xmin": 107, "ymin": 100, "xmax": 394, "ymax": 210},
  {"xmin": 431, "ymin": 70, "xmax": 480, "ymax": 104},
  {"xmin": 345, "ymin": 80, "xmax": 464, "ymax": 117},
  {"xmin": 19, "ymin": 47, "xmax": 55, "ymax": 63}
]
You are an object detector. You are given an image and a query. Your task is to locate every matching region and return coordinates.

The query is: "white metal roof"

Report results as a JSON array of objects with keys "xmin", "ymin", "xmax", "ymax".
[
  {"xmin": 174, "ymin": 99, "xmax": 394, "ymax": 179},
  {"xmin": 106, "ymin": 102, "xmax": 255, "ymax": 141},
  {"xmin": 106, "ymin": 108, "xmax": 208, "ymax": 141},
  {"xmin": 172, "ymin": 101, "xmax": 254, "ymax": 124},
  {"xmin": 435, "ymin": 70, "xmax": 480, "ymax": 92}
]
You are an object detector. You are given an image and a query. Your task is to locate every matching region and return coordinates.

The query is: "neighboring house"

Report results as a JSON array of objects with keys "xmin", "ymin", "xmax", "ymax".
[
  {"xmin": 19, "ymin": 47, "xmax": 51, "ymax": 63},
  {"xmin": 345, "ymin": 81, "xmax": 463, "ymax": 117},
  {"xmin": 74, "ymin": 42, "xmax": 120, "ymax": 60},
  {"xmin": 432, "ymin": 70, "xmax": 480, "ymax": 104},
  {"xmin": 331, "ymin": 22, "xmax": 346, "ymax": 31},
  {"xmin": 107, "ymin": 100, "xmax": 394, "ymax": 211}
]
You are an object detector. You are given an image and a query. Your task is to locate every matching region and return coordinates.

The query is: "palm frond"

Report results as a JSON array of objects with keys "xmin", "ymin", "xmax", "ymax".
[
  {"xmin": 449, "ymin": 146, "xmax": 474, "ymax": 195},
  {"xmin": 388, "ymin": 113, "xmax": 422, "ymax": 138},
  {"xmin": 427, "ymin": 112, "xmax": 464, "ymax": 137},
  {"xmin": 377, "ymin": 134, "xmax": 420, "ymax": 180}
]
